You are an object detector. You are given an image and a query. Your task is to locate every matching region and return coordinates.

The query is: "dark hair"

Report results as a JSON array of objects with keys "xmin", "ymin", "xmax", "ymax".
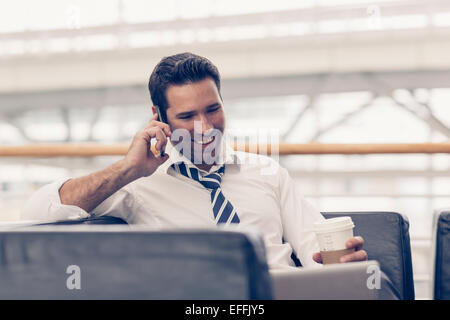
[{"xmin": 148, "ymin": 52, "xmax": 221, "ymax": 122}]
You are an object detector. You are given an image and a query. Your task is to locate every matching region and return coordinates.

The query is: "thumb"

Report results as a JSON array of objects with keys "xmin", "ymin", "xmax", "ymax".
[
  {"xmin": 312, "ymin": 252, "xmax": 323, "ymax": 264},
  {"xmin": 156, "ymin": 153, "xmax": 170, "ymax": 165}
]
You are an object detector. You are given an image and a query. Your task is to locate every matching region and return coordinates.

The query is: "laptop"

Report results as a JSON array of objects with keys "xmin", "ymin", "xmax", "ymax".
[{"xmin": 270, "ymin": 260, "xmax": 380, "ymax": 300}]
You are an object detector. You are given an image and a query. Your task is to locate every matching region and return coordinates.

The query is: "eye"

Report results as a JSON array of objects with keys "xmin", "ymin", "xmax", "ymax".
[
  {"xmin": 208, "ymin": 106, "xmax": 221, "ymax": 113},
  {"xmin": 177, "ymin": 113, "xmax": 195, "ymax": 120}
]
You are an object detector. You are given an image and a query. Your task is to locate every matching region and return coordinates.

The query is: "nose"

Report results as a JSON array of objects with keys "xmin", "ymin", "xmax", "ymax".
[{"xmin": 196, "ymin": 114, "xmax": 213, "ymax": 135}]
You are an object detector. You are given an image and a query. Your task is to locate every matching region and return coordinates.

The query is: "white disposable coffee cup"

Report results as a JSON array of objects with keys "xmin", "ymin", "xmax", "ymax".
[{"xmin": 313, "ymin": 216, "xmax": 355, "ymax": 264}]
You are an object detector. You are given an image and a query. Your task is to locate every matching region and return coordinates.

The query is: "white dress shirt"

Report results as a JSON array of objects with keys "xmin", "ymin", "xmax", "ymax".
[{"xmin": 21, "ymin": 141, "xmax": 324, "ymax": 269}]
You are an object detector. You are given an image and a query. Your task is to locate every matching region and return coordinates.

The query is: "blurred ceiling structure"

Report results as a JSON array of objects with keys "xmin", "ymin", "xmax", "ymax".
[{"xmin": 0, "ymin": 0, "xmax": 449, "ymax": 143}]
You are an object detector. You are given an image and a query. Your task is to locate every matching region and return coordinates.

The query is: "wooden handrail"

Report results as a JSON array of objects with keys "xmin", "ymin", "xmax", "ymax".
[{"xmin": 0, "ymin": 143, "xmax": 449, "ymax": 157}]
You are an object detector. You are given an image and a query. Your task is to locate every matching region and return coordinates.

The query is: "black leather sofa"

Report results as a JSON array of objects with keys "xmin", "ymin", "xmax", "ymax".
[
  {"xmin": 433, "ymin": 210, "xmax": 450, "ymax": 300},
  {"xmin": 43, "ymin": 211, "xmax": 415, "ymax": 299},
  {"xmin": 0, "ymin": 211, "xmax": 415, "ymax": 299}
]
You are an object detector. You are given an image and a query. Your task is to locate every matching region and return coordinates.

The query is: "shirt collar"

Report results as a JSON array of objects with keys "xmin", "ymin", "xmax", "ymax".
[{"xmin": 160, "ymin": 139, "xmax": 240, "ymax": 175}]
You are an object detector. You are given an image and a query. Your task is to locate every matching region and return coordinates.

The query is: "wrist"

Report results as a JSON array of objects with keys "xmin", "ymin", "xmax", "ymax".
[{"xmin": 113, "ymin": 159, "xmax": 142, "ymax": 185}]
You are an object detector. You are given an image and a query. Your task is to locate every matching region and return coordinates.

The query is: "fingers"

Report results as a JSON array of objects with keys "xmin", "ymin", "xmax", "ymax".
[
  {"xmin": 153, "ymin": 128, "xmax": 167, "ymax": 154},
  {"xmin": 346, "ymin": 236, "xmax": 364, "ymax": 251},
  {"xmin": 313, "ymin": 250, "xmax": 368, "ymax": 264},
  {"xmin": 150, "ymin": 112, "xmax": 158, "ymax": 121},
  {"xmin": 312, "ymin": 252, "xmax": 323, "ymax": 264},
  {"xmin": 147, "ymin": 113, "xmax": 172, "ymax": 137},
  {"xmin": 155, "ymin": 152, "xmax": 170, "ymax": 165},
  {"xmin": 339, "ymin": 249, "xmax": 368, "ymax": 263},
  {"xmin": 312, "ymin": 236, "xmax": 366, "ymax": 265},
  {"xmin": 135, "ymin": 126, "xmax": 168, "ymax": 155},
  {"xmin": 340, "ymin": 236, "xmax": 366, "ymax": 263}
]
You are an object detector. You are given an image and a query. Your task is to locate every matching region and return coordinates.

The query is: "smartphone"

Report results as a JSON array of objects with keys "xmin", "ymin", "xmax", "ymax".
[
  {"xmin": 155, "ymin": 105, "xmax": 167, "ymax": 124},
  {"xmin": 154, "ymin": 106, "xmax": 166, "ymax": 156}
]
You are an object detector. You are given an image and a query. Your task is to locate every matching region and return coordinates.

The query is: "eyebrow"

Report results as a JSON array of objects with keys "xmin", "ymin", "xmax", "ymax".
[{"xmin": 175, "ymin": 103, "xmax": 221, "ymax": 118}]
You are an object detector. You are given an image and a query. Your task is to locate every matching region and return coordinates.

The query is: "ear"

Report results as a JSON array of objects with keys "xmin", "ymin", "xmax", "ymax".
[{"xmin": 151, "ymin": 105, "xmax": 157, "ymax": 115}]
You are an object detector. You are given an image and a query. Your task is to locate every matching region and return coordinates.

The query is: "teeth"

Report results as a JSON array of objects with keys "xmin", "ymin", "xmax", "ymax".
[{"xmin": 195, "ymin": 136, "xmax": 214, "ymax": 144}]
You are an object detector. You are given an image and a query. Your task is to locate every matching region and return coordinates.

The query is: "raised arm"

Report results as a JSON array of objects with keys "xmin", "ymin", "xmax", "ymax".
[
  {"xmin": 59, "ymin": 114, "xmax": 171, "ymax": 212},
  {"xmin": 21, "ymin": 114, "xmax": 171, "ymax": 220}
]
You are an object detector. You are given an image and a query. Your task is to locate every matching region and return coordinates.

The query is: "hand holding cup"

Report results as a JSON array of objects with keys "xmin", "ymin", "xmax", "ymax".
[{"xmin": 312, "ymin": 217, "xmax": 368, "ymax": 264}]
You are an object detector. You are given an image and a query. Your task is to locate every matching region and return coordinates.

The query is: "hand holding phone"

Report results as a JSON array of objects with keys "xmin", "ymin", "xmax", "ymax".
[{"xmin": 123, "ymin": 111, "xmax": 171, "ymax": 179}]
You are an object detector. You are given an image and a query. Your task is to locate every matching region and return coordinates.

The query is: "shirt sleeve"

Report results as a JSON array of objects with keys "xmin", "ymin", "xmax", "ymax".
[
  {"xmin": 20, "ymin": 178, "xmax": 136, "ymax": 222},
  {"xmin": 278, "ymin": 166, "xmax": 325, "ymax": 268}
]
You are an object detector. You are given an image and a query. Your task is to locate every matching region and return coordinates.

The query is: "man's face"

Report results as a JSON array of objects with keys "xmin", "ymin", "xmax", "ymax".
[{"xmin": 165, "ymin": 77, "xmax": 226, "ymax": 165}]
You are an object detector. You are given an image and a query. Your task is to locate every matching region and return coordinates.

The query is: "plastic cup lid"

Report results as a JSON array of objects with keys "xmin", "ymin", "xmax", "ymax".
[{"xmin": 313, "ymin": 216, "xmax": 354, "ymax": 233}]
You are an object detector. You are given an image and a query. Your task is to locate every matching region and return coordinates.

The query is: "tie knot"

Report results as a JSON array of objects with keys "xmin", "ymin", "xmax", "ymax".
[{"xmin": 172, "ymin": 163, "xmax": 225, "ymax": 190}]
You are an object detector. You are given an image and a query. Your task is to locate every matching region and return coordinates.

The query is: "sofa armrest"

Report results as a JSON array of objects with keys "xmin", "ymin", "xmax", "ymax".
[{"xmin": 322, "ymin": 211, "xmax": 414, "ymax": 300}]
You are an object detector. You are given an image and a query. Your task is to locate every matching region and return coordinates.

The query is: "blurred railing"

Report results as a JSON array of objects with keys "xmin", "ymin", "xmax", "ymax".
[{"xmin": 0, "ymin": 143, "xmax": 449, "ymax": 157}]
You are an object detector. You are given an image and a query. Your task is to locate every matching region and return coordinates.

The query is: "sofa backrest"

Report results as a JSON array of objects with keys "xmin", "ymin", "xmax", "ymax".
[{"xmin": 0, "ymin": 226, "xmax": 272, "ymax": 299}]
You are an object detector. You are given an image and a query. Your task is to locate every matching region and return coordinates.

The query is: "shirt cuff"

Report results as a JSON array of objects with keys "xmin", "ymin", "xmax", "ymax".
[
  {"xmin": 21, "ymin": 178, "xmax": 91, "ymax": 222},
  {"xmin": 49, "ymin": 178, "xmax": 91, "ymax": 220}
]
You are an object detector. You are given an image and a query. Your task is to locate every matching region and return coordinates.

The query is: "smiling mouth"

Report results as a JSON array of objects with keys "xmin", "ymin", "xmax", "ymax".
[{"xmin": 192, "ymin": 136, "xmax": 215, "ymax": 145}]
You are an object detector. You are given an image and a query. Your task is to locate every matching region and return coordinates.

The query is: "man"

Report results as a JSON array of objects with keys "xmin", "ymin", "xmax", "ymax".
[{"xmin": 22, "ymin": 52, "xmax": 367, "ymax": 269}]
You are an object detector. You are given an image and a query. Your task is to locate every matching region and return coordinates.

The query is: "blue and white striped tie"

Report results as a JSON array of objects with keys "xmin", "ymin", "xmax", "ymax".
[{"xmin": 172, "ymin": 162, "xmax": 240, "ymax": 224}]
